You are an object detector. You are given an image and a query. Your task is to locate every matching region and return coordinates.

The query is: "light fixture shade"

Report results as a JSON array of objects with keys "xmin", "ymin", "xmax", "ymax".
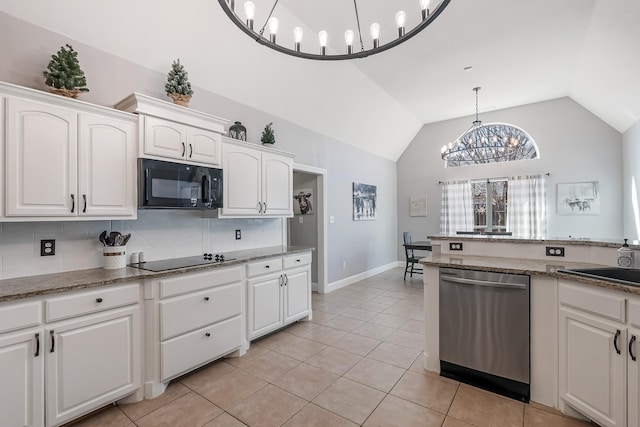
[{"xmin": 218, "ymin": 0, "xmax": 450, "ymax": 60}]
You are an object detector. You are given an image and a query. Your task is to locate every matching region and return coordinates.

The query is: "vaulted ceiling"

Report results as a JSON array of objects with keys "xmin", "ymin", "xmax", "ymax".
[{"xmin": 1, "ymin": 0, "xmax": 638, "ymax": 161}]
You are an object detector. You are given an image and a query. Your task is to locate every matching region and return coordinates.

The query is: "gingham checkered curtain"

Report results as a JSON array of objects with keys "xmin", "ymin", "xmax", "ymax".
[
  {"xmin": 507, "ymin": 175, "xmax": 547, "ymax": 238},
  {"xmin": 440, "ymin": 180, "xmax": 473, "ymax": 235}
]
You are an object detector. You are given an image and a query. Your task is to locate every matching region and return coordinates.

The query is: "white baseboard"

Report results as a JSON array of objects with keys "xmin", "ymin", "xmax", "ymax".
[
  {"xmin": 311, "ymin": 282, "xmax": 318, "ymax": 292},
  {"xmin": 327, "ymin": 261, "xmax": 398, "ymax": 293}
]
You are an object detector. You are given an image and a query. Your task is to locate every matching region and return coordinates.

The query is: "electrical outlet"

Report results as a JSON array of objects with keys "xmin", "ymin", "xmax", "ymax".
[
  {"xmin": 235, "ymin": 229, "xmax": 241, "ymax": 240},
  {"xmin": 546, "ymin": 246, "xmax": 565, "ymax": 257},
  {"xmin": 40, "ymin": 239, "xmax": 56, "ymax": 256},
  {"xmin": 449, "ymin": 242, "xmax": 463, "ymax": 251}
]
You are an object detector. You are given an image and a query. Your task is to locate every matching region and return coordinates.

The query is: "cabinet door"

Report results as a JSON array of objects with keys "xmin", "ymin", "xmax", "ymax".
[
  {"xmin": 262, "ymin": 152, "xmax": 293, "ymax": 216},
  {"xmin": 78, "ymin": 113, "xmax": 136, "ymax": 217},
  {"xmin": 559, "ymin": 308, "xmax": 626, "ymax": 427},
  {"xmin": 248, "ymin": 275, "xmax": 283, "ymax": 339},
  {"xmin": 186, "ymin": 127, "xmax": 221, "ymax": 165},
  {"xmin": 46, "ymin": 306, "xmax": 140, "ymax": 426},
  {"xmin": 0, "ymin": 330, "xmax": 44, "ymax": 427},
  {"xmin": 284, "ymin": 268, "xmax": 311, "ymax": 324},
  {"xmin": 221, "ymin": 143, "xmax": 261, "ymax": 216},
  {"xmin": 144, "ymin": 116, "xmax": 186, "ymax": 160},
  {"xmin": 629, "ymin": 326, "xmax": 640, "ymax": 427},
  {"xmin": 5, "ymin": 97, "xmax": 77, "ymax": 216}
]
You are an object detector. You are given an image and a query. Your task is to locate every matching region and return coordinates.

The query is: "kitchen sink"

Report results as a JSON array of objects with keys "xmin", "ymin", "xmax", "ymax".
[{"xmin": 558, "ymin": 267, "xmax": 640, "ymax": 287}]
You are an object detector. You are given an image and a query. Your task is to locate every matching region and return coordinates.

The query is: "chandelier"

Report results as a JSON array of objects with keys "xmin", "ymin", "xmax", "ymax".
[
  {"xmin": 218, "ymin": 0, "xmax": 451, "ymax": 60},
  {"xmin": 441, "ymin": 87, "xmax": 538, "ymax": 167}
]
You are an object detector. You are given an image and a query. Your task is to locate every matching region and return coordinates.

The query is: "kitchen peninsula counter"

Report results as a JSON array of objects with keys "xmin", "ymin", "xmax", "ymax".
[{"xmin": 0, "ymin": 245, "xmax": 313, "ymax": 302}]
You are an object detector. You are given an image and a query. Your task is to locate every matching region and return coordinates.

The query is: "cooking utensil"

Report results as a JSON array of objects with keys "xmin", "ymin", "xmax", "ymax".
[
  {"xmin": 99, "ymin": 230, "xmax": 107, "ymax": 246},
  {"xmin": 122, "ymin": 233, "xmax": 132, "ymax": 246},
  {"xmin": 109, "ymin": 232, "xmax": 121, "ymax": 246}
]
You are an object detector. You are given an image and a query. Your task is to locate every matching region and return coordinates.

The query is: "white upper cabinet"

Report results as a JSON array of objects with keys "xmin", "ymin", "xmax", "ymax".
[
  {"xmin": 220, "ymin": 139, "xmax": 293, "ymax": 218},
  {"xmin": 116, "ymin": 93, "xmax": 226, "ymax": 167},
  {"xmin": 2, "ymin": 82, "xmax": 138, "ymax": 220}
]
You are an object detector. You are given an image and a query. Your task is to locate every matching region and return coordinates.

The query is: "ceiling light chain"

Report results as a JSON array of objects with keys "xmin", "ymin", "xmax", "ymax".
[{"xmin": 218, "ymin": 0, "xmax": 451, "ymax": 60}]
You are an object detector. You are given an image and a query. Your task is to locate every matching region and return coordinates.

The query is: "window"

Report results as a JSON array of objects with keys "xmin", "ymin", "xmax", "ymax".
[{"xmin": 471, "ymin": 179, "xmax": 508, "ymax": 232}]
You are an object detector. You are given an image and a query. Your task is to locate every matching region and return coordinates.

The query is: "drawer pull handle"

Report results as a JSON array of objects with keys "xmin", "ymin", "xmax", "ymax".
[
  {"xmin": 96, "ymin": 297, "xmax": 103, "ymax": 303},
  {"xmin": 296, "ymin": 259, "xmax": 301, "ymax": 262},
  {"xmin": 265, "ymin": 265, "xmax": 270, "ymax": 269},
  {"xmin": 50, "ymin": 330, "xmax": 55, "ymax": 353},
  {"xmin": 631, "ymin": 335, "xmax": 637, "ymax": 362},
  {"xmin": 34, "ymin": 333, "xmax": 40, "ymax": 357},
  {"xmin": 614, "ymin": 329, "xmax": 621, "ymax": 354},
  {"xmin": 204, "ymin": 296, "xmax": 210, "ymax": 301},
  {"xmin": 205, "ymin": 332, "xmax": 211, "ymax": 337}
]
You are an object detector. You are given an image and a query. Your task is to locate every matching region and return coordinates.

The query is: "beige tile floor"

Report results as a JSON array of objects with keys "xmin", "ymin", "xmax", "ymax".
[{"xmin": 65, "ymin": 268, "xmax": 597, "ymax": 427}]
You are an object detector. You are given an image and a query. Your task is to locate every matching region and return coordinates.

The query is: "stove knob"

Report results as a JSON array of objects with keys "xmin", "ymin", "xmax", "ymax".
[
  {"xmin": 219, "ymin": 255, "xmax": 225, "ymax": 262},
  {"xmin": 214, "ymin": 254, "xmax": 221, "ymax": 262}
]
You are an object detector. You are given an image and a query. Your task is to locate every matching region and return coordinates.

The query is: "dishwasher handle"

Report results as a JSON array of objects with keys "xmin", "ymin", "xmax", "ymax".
[{"xmin": 441, "ymin": 275, "xmax": 528, "ymax": 290}]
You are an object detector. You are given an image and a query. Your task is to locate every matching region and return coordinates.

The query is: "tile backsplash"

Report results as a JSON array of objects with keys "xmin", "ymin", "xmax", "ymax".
[{"xmin": 0, "ymin": 211, "xmax": 284, "ymax": 279}]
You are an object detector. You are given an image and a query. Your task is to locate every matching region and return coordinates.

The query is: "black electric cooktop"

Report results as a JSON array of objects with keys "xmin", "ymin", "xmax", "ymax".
[{"xmin": 130, "ymin": 253, "xmax": 236, "ymax": 272}]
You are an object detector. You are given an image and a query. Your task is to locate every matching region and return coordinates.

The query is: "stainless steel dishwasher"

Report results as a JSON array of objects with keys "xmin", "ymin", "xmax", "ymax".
[{"xmin": 439, "ymin": 267, "xmax": 530, "ymax": 402}]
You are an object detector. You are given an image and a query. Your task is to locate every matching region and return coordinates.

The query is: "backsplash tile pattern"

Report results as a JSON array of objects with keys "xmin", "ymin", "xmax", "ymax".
[{"xmin": 0, "ymin": 211, "xmax": 284, "ymax": 279}]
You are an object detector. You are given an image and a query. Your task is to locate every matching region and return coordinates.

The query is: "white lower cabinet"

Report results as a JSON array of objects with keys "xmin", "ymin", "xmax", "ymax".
[
  {"xmin": 558, "ymin": 280, "xmax": 639, "ymax": 427},
  {"xmin": 0, "ymin": 329, "xmax": 43, "ymax": 427},
  {"xmin": 247, "ymin": 252, "xmax": 312, "ymax": 341},
  {"xmin": 144, "ymin": 267, "xmax": 244, "ymax": 397}
]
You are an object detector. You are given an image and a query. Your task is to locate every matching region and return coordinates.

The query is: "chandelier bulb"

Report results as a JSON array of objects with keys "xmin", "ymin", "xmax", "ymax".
[
  {"xmin": 420, "ymin": 0, "xmax": 431, "ymax": 20},
  {"xmin": 395, "ymin": 11, "xmax": 406, "ymax": 37},
  {"xmin": 294, "ymin": 27, "xmax": 303, "ymax": 51},
  {"xmin": 370, "ymin": 23, "xmax": 380, "ymax": 48},
  {"xmin": 268, "ymin": 17, "xmax": 279, "ymax": 43},
  {"xmin": 344, "ymin": 30, "xmax": 354, "ymax": 54},
  {"xmin": 243, "ymin": 1, "xmax": 255, "ymax": 29},
  {"xmin": 319, "ymin": 30, "xmax": 328, "ymax": 55}
]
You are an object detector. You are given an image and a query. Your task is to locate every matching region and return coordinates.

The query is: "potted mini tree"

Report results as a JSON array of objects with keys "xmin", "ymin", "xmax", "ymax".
[
  {"xmin": 165, "ymin": 59, "xmax": 194, "ymax": 106},
  {"xmin": 260, "ymin": 122, "xmax": 275, "ymax": 145},
  {"xmin": 42, "ymin": 44, "xmax": 89, "ymax": 98}
]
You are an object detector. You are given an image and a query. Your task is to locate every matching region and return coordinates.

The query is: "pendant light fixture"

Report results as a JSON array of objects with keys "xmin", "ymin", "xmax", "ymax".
[
  {"xmin": 441, "ymin": 88, "xmax": 539, "ymax": 167},
  {"xmin": 218, "ymin": 0, "xmax": 450, "ymax": 60}
]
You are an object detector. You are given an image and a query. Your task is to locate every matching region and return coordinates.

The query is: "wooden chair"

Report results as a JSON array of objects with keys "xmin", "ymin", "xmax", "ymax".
[{"xmin": 403, "ymin": 232, "xmax": 424, "ymax": 280}]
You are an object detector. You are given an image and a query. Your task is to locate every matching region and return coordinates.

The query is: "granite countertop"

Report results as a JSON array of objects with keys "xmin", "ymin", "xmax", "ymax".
[
  {"xmin": 427, "ymin": 235, "xmax": 637, "ymax": 249},
  {"xmin": 419, "ymin": 253, "xmax": 640, "ymax": 295},
  {"xmin": 0, "ymin": 246, "xmax": 313, "ymax": 302}
]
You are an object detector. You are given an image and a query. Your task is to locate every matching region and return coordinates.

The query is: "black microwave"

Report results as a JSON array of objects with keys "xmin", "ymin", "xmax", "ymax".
[{"xmin": 138, "ymin": 158, "xmax": 223, "ymax": 209}]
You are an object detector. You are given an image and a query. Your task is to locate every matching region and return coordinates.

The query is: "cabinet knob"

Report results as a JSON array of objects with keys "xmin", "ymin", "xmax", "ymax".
[
  {"xmin": 265, "ymin": 265, "xmax": 270, "ymax": 269},
  {"xmin": 296, "ymin": 259, "xmax": 301, "ymax": 262},
  {"xmin": 204, "ymin": 296, "xmax": 210, "ymax": 301},
  {"xmin": 96, "ymin": 297, "xmax": 103, "ymax": 303},
  {"xmin": 205, "ymin": 332, "xmax": 211, "ymax": 337}
]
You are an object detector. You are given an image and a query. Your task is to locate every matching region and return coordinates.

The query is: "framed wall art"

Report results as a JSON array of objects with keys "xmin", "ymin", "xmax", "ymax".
[
  {"xmin": 557, "ymin": 181, "xmax": 600, "ymax": 215},
  {"xmin": 409, "ymin": 195, "xmax": 427, "ymax": 217},
  {"xmin": 353, "ymin": 182, "xmax": 377, "ymax": 221},
  {"xmin": 293, "ymin": 188, "xmax": 314, "ymax": 215}
]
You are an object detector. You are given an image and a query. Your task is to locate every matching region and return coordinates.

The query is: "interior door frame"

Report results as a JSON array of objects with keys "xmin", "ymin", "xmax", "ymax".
[{"xmin": 289, "ymin": 163, "xmax": 328, "ymax": 294}]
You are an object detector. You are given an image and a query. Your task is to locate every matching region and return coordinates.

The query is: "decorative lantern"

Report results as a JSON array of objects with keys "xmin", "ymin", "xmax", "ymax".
[{"xmin": 229, "ymin": 121, "xmax": 247, "ymax": 141}]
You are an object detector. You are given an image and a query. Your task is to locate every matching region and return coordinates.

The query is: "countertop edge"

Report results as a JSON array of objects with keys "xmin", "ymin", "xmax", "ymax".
[
  {"xmin": 427, "ymin": 235, "xmax": 633, "ymax": 249},
  {"xmin": 0, "ymin": 246, "xmax": 314, "ymax": 302}
]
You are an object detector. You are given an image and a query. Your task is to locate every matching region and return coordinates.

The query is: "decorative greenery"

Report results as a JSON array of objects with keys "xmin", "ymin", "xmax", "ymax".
[
  {"xmin": 165, "ymin": 59, "xmax": 194, "ymax": 97},
  {"xmin": 42, "ymin": 44, "xmax": 89, "ymax": 94},
  {"xmin": 261, "ymin": 122, "xmax": 275, "ymax": 144}
]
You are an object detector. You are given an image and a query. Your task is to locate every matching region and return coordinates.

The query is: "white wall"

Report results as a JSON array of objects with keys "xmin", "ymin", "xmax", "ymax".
[
  {"xmin": 396, "ymin": 97, "xmax": 623, "ymax": 260},
  {"xmin": 623, "ymin": 120, "xmax": 640, "ymax": 239},
  {"xmin": 0, "ymin": 12, "xmax": 399, "ymax": 283}
]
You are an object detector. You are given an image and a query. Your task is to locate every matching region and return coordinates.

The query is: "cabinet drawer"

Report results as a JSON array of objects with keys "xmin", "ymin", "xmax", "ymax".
[
  {"xmin": 247, "ymin": 258, "xmax": 283, "ymax": 277},
  {"xmin": 283, "ymin": 252, "xmax": 312, "ymax": 269},
  {"xmin": 630, "ymin": 299, "xmax": 640, "ymax": 328},
  {"xmin": 558, "ymin": 281, "xmax": 626, "ymax": 322},
  {"xmin": 45, "ymin": 283, "xmax": 139, "ymax": 322},
  {"xmin": 0, "ymin": 300, "xmax": 42, "ymax": 334},
  {"xmin": 161, "ymin": 315, "xmax": 242, "ymax": 381},
  {"xmin": 159, "ymin": 267, "xmax": 242, "ymax": 298},
  {"xmin": 160, "ymin": 282, "xmax": 241, "ymax": 340}
]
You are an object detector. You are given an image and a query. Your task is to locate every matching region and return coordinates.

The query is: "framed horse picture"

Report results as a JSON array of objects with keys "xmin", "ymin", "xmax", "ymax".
[{"xmin": 557, "ymin": 182, "xmax": 600, "ymax": 215}]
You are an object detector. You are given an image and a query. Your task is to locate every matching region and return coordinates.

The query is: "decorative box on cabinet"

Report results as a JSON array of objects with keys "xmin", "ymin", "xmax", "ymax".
[
  {"xmin": 143, "ymin": 266, "xmax": 244, "ymax": 398},
  {"xmin": 220, "ymin": 138, "xmax": 294, "ymax": 217},
  {"xmin": 115, "ymin": 92, "xmax": 228, "ymax": 167},
  {"xmin": 246, "ymin": 252, "xmax": 312, "ymax": 342},
  {"xmin": 1, "ymin": 82, "xmax": 137, "ymax": 220},
  {"xmin": 558, "ymin": 280, "xmax": 639, "ymax": 427}
]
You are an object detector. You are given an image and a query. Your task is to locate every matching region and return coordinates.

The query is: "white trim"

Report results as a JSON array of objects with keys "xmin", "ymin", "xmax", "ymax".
[
  {"xmin": 327, "ymin": 261, "xmax": 398, "ymax": 293},
  {"xmin": 291, "ymin": 163, "xmax": 329, "ymax": 294}
]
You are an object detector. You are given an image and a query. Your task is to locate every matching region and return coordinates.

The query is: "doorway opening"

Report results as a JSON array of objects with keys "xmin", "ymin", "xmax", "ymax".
[{"xmin": 288, "ymin": 164, "xmax": 328, "ymax": 293}]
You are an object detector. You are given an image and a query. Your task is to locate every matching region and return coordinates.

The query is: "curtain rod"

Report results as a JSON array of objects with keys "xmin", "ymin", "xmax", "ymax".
[{"xmin": 438, "ymin": 172, "xmax": 550, "ymax": 184}]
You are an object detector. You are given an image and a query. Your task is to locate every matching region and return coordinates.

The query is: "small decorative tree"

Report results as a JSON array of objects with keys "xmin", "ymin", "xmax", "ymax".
[
  {"xmin": 165, "ymin": 59, "xmax": 194, "ymax": 106},
  {"xmin": 261, "ymin": 122, "xmax": 275, "ymax": 145},
  {"xmin": 42, "ymin": 44, "xmax": 89, "ymax": 98}
]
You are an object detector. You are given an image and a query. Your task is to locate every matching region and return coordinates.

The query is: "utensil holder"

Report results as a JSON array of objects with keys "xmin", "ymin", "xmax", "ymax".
[{"xmin": 103, "ymin": 246, "xmax": 126, "ymax": 269}]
